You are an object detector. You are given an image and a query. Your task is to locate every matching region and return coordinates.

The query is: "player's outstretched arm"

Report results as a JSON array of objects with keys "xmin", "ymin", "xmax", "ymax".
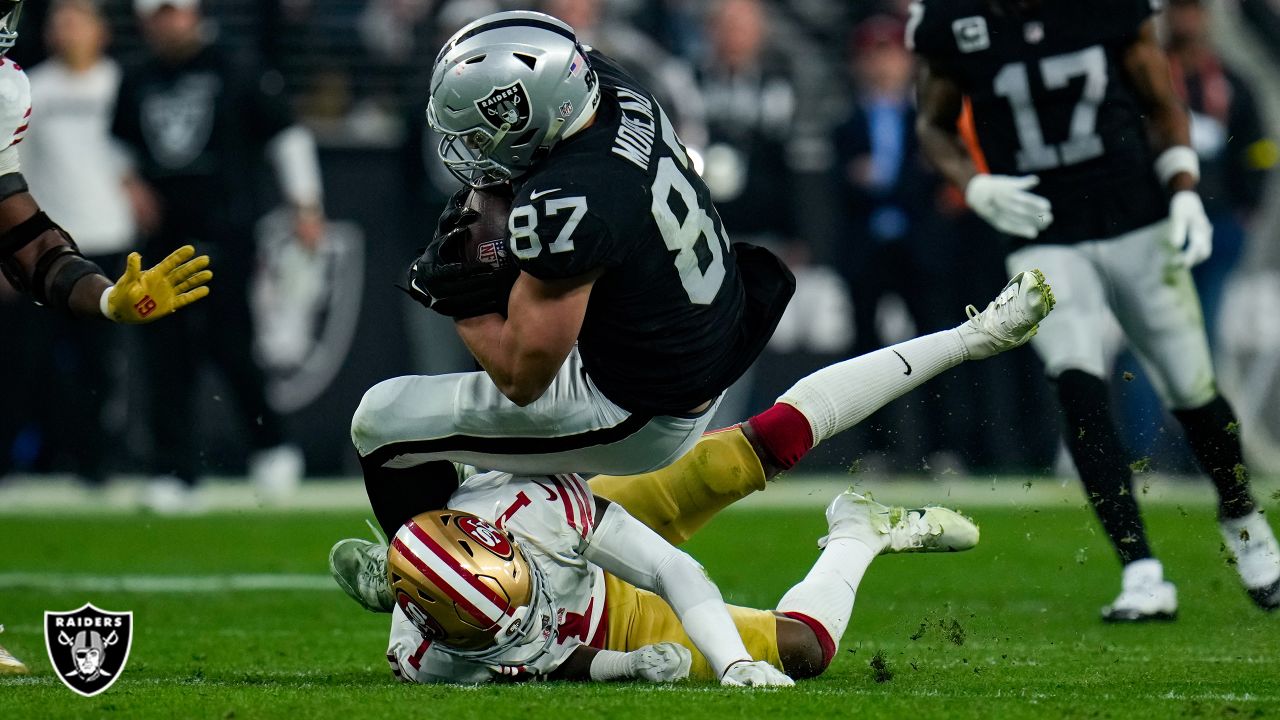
[
  {"xmin": 1, "ymin": 187, "xmax": 211, "ymax": 322},
  {"xmin": 1124, "ymin": 18, "xmax": 1213, "ymax": 268},
  {"xmin": 582, "ymin": 498, "xmax": 794, "ymax": 687},
  {"xmin": 549, "ymin": 643, "xmax": 693, "ymax": 683}
]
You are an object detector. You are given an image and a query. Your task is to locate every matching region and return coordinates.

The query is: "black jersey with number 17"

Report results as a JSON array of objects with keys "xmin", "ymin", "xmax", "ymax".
[
  {"xmin": 909, "ymin": 0, "xmax": 1168, "ymax": 245},
  {"xmin": 508, "ymin": 50, "xmax": 793, "ymax": 416}
]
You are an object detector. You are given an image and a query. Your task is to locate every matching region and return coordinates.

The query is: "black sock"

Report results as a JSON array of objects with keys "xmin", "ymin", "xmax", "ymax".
[
  {"xmin": 1055, "ymin": 370, "xmax": 1153, "ymax": 565},
  {"xmin": 360, "ymin": 453, "xmax": 459, "ymax": 540},
  {"xmin": 1172, "ymin": 395, "xmax": 1256, "ymax": 520}
]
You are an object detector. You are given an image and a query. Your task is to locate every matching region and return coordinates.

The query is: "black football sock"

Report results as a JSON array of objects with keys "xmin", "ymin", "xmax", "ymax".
[
  {"xmin": 1172, "ymin": 395, "xmax": 1256, "ymax": 520},
  {"xmin": 360, "ymin": 453, "xmax": 459, "ymax": 540},
  {"xmin": 1055, "ymin": 370, "xmax": 1153, "ymax": 565}
]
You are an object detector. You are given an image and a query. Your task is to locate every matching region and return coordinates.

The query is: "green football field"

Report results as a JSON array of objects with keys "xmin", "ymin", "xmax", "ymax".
[{"xmin": 1, "ymin": 489, "xmax": 1278, "ymax": 719}]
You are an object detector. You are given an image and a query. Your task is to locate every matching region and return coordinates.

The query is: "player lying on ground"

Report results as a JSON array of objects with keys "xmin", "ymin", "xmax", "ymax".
[{"xmin": 328, "ymin": 271, "xmax": 1055, "ymax": 685}]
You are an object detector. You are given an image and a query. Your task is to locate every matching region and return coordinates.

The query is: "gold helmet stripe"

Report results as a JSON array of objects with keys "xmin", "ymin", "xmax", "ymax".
[{"xmin": 397, "ymin": 521, "xmax": 515, "ymax": 625}]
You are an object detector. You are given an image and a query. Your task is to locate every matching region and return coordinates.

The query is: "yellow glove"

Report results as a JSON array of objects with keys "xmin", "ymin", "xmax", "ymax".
[{"xmin": 101, "ymin": 245, "xmax": 212, "ymax": 324}]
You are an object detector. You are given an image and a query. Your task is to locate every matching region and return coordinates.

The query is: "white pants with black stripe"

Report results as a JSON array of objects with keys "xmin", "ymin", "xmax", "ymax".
[
  {"xmin": 1007, "ymin": 219, "xmax": 1217, "ymax": 410},
  {"xmin": 351, "ymin": 347, "xmax": 720, "ymax": 476}
]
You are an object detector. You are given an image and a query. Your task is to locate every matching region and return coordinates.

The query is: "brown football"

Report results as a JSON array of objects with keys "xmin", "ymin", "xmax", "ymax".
[{"xmin": 463, "ymin": 187, "xmax": 515, "ymax": 271}]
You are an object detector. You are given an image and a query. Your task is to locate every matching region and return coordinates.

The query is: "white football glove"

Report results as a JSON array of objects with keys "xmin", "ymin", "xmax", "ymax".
[
  {"xmin": 1168, "ymin": 190, "xmax": 1213, "ymax": 268},
  {"xmin": 964, "ymin": 174, "xmax": 1055, "ymax": 239},
  {"xmin": 720, "ymin": 660, "xmax": 795, "ymax": 688},
  {"xmin": 630, "ymin": 643, "xmax": 693, "ymax": 682}
]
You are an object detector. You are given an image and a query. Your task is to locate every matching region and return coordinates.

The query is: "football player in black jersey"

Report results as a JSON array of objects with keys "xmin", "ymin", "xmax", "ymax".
[
  {"xmin": 911, "ymin": 0, "xmax": 1279, "ymax": 618},
  {"xmin": 347, "ymin": 11, "xmax": 798, "ymax": 527}
]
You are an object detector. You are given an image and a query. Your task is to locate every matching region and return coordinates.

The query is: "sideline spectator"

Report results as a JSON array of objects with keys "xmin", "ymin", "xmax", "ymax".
[{"xmin": 113, "ymin": 0, "xmax": 325, "ymax": 512}]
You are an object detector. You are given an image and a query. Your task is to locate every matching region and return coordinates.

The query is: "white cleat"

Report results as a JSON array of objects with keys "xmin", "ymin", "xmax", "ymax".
[
  {"xmin": 1220, "ymin": 511, "xmax": 1280, "ymax": 611},
  {"xmin": 1101, "ymin": 559, "xmax": 1178, "ymax": 622},
  {"xmin": 250, "ymin": 444, "xmax": 305, "ymax": 505},
  {"xmin": 822, "ymin": 490, "xmax": 979, "ymax": 554},
  {"xmin": 141, "ymin": 476, "xmax": 205, "ymax": 515},
  {"xmin": 330, "ymin": 525, "xmax": 395, "ymax": 613},
  {"xmin": 0, "ymin": 625, "xmax": 29, "ymax": 675},
  {"xmin": 958, "ymin": 269, "xmax": 1056, "ymax": 360}
]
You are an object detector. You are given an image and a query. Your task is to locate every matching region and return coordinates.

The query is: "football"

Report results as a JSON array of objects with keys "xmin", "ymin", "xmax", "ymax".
[{"xmin": 463, "ymin": 186, "xmax": 515, "ymax": 271}]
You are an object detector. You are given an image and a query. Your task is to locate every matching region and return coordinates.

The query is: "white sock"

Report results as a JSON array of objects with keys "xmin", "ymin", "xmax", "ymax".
[
  {"xmin": 775, "ymin": 537, "xmax": 878, "ymax": 644},
  {"xmin": 778, "ymin": 329, "xmax": 969, "ymax": 445}
]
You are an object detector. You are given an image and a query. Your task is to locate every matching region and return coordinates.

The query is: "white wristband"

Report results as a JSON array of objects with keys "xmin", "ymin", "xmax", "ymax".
[
  {"xmin": 99, "ymin": 286, "xmax": 114, "ymax": 320},
  {"xmin": 1154, "ymin": 146, "xmax": 1200, "ymax": 186},
  {"xmin": 588, "ymin": 650, "xmax": 635, "ymax": 681}
]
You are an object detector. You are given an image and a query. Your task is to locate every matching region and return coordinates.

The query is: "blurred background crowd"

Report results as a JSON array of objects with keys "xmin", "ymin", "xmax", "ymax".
[{"xmin": 2, "ymin": 0, "xmax": 1279, "ymax": 508}]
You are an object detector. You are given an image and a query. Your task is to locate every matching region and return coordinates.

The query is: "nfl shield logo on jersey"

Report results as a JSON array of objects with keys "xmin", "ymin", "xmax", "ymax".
[
  {"xmin": 44, "ymin": 604, "xmax": 133, "ymax": 697},
  {"xmin": 476, "ymin": 81, "xmax": 532, "ymax": 132}
]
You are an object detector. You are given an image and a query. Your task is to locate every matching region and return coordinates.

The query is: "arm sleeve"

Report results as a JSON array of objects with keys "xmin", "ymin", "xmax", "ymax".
[
  {"xmin": 581, "ymin": 503, "xmax": 751, "ymax": 678},
  {"xmin": 267, "ymin": 124, "xmax": 324, "ymax": 209}
]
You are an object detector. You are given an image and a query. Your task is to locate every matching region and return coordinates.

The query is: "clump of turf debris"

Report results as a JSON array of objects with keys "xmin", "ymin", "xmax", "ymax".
[
  {"xmin": 870, "ymin": 650, "xmax": 893, "ymax": 683},
  {"xmin": 1129, "ymin": 457, "xmax": 1151, "ymax": 473},
  {"xmin": 908, "ymin": 616, "xmax": 966, "ymax": 646}
]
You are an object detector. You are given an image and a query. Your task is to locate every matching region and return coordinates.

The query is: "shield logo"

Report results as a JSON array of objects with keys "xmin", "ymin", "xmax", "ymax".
[
  {"xmin": 44, "ymin": 604, "xmax": 133, "ymax": 697},
  {"xmin": 475, "ymin": 81, "xmax": 532, "ymax": 132}
]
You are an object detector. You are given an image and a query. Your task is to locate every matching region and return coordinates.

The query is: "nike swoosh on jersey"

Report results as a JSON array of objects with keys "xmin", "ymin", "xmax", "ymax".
[
  {"xmin": 529, "ymin": 188, "xmax": 561, "ymax": 200},
  {"xmin": 893, "ymin": 350, "xmax": 912, "ymax": 376}
]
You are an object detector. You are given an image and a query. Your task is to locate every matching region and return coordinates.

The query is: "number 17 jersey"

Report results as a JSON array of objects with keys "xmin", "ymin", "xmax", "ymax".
[
  {"xmin": 909, "ymin": 0, "xmax": 1167, "ymax": 245},
  {"xmin": 506, "ymin": 50, "xmax": 790, "ymax": 416}
]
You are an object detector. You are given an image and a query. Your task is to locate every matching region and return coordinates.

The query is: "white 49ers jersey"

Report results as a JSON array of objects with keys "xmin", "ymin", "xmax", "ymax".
[
  {"xmin": 386, "ymin": 472, "xmax": 608, "ymax": 684},
  {"xmin": 0, "ymin": 57, "xmax": 31, "ymax": 174}
]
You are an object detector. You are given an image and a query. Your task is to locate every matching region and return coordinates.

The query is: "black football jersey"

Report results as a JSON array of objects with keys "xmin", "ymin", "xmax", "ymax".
[
  {"xmin": 910, "ymin": 0, "xmax": 1168, "ymax": 244},
  {"xmin": 508, "ymin": 51, "xmax": 790, "ymax": 416}
]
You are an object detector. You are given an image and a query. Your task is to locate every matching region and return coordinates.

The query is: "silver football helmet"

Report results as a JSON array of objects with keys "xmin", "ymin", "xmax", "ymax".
[
  {"xmin": 426, "ymin": 11, "xmax": 601, "ymax": 188},
  {"xmin": 0, "ymin": 1, "xmax": 22, "ymax": 57}
]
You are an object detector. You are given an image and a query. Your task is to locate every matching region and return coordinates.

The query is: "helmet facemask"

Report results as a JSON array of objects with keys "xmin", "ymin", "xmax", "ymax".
[
  {"xmin": 0, "ymin": 1, "xmax": 23, "ymax": 57},
  {"xmin": 388, "ymin": 510, "xmax": 561, "ymax": 669},
  {"xmin": 425, "ymin": 11, "xmax": 602, "ymax": 189}
]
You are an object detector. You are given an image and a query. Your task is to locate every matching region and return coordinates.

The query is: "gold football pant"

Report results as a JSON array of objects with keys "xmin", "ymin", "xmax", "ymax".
[{"xmin": 587, "ymin": 426, "xmax": 780, "ymax": 678}]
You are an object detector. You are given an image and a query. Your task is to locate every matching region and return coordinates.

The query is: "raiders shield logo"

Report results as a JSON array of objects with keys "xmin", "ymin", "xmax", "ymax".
[
  {"xmin": 475, "ymin": 81, "xmax": 532, "ymax": 132},
  {"xmin": 44, "ymin": 604, "xmax": 133, "ymax": 697}
]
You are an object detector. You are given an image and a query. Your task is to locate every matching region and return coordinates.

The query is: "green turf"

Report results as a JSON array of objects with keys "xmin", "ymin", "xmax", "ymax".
[{"xmin": 1, "ymin": 500, "xmax": 1277, "ymax": 719}]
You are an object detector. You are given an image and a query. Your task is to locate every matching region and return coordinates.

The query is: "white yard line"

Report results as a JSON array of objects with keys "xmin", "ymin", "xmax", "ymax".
[
  {"xmin": 0, "ymin": 474, "xmax": 1275, "ymax": 514},
  {"xmin": 0, "ymin": 573, "xmax": 334, "ymax": 592}
]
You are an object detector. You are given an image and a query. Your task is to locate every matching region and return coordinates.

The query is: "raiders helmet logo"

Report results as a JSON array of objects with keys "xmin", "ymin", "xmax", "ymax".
[
  {"xmin": 456, "ymin": 516, "xmax": 515, "ymax": 560},
  {"xmin": 44, "ymin": 603, "xmax": 133, "ymax": 697},
  {"xmin": 475, "ymin": 81, "xmax": 532, "ymax": 132}
]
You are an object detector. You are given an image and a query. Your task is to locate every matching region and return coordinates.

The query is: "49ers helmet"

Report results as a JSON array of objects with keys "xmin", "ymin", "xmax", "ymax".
[
  {"xmin": 426, "ymin": 11, "xmax": 601, "ymax": 188},
  {"xmin": 0, "ymin": 2, "xmax": 23, "ymax": 56},
  {"xmin": 388, "ymin": 510, "xmax": 557, "ymax": 665}
]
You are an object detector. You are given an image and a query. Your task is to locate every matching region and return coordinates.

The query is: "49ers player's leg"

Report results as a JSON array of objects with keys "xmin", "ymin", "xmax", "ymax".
[{"xmin": 590, "ymin": 269, "xmax": 1055, "ymax": 546}]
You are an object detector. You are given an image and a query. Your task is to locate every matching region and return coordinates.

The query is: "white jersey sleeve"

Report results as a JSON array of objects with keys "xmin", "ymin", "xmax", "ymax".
[
  {"xmin": 0, "ymin": 57, "xmax": 31, "ymax": 158},
  {"xmin": 385, "ymin": 472, "xmax": 609, "ymax": 684}
]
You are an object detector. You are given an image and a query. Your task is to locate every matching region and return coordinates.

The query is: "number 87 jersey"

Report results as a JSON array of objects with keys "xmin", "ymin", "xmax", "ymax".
[
  {"xmin": 908, "ymin": 0, "xmax": 1168, "ymax": 245},
  {"xmin": 504, "ymin": 50, "xmax": 791, "ymax": 417}
]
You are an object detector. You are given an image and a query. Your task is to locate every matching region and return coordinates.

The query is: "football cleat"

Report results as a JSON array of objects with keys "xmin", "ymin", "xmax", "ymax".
[
  {"xmin": 1101, "ymin": 559, "xmax": 1178, "ymax": 622},
  {"xmin": 329, "ymin": 521, "xmax": 395, "ymax": 614},
  {"xmin": 0, "ymin": 625, "xmax": 29, "ymax": 675},
  {"xmin": 958, "ymin": 269, "xmax": 1056, "ymax": 360},
  {"xmin": 1219, "ymin": 511, "xmax": 1280, "ymax": 611},
  {"xmin": 821, "ymin": 490, "xmax": 979, "ymax": 554}
]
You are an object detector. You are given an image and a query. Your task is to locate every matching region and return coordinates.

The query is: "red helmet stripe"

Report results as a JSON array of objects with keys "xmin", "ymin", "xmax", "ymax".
[
  {"xmin": 405, "ymin": 520, "xmax": 515, "ymax": 616},
  {"xmin": 391, "ymin": 536, "xmax": 500, "ymax": 627}
]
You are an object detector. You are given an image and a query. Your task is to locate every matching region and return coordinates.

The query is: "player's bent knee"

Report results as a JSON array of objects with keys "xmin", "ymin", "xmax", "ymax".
[
  {"xmin": 775, "ymin": 616, "xmax": 830, "ymax": 679},
  {"xmin": 350, "ymin": 378, "xmax": 412, "ymax": 456}
]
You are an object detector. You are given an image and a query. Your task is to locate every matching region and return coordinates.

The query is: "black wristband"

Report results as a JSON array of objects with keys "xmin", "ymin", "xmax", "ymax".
[
  {"xmin": 0, "ymin": 171, "xmax": 28, "ymax": 204},
  {"xmin": 46, "ymin": 255, "xmax": 105, "ymax": 311}
]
